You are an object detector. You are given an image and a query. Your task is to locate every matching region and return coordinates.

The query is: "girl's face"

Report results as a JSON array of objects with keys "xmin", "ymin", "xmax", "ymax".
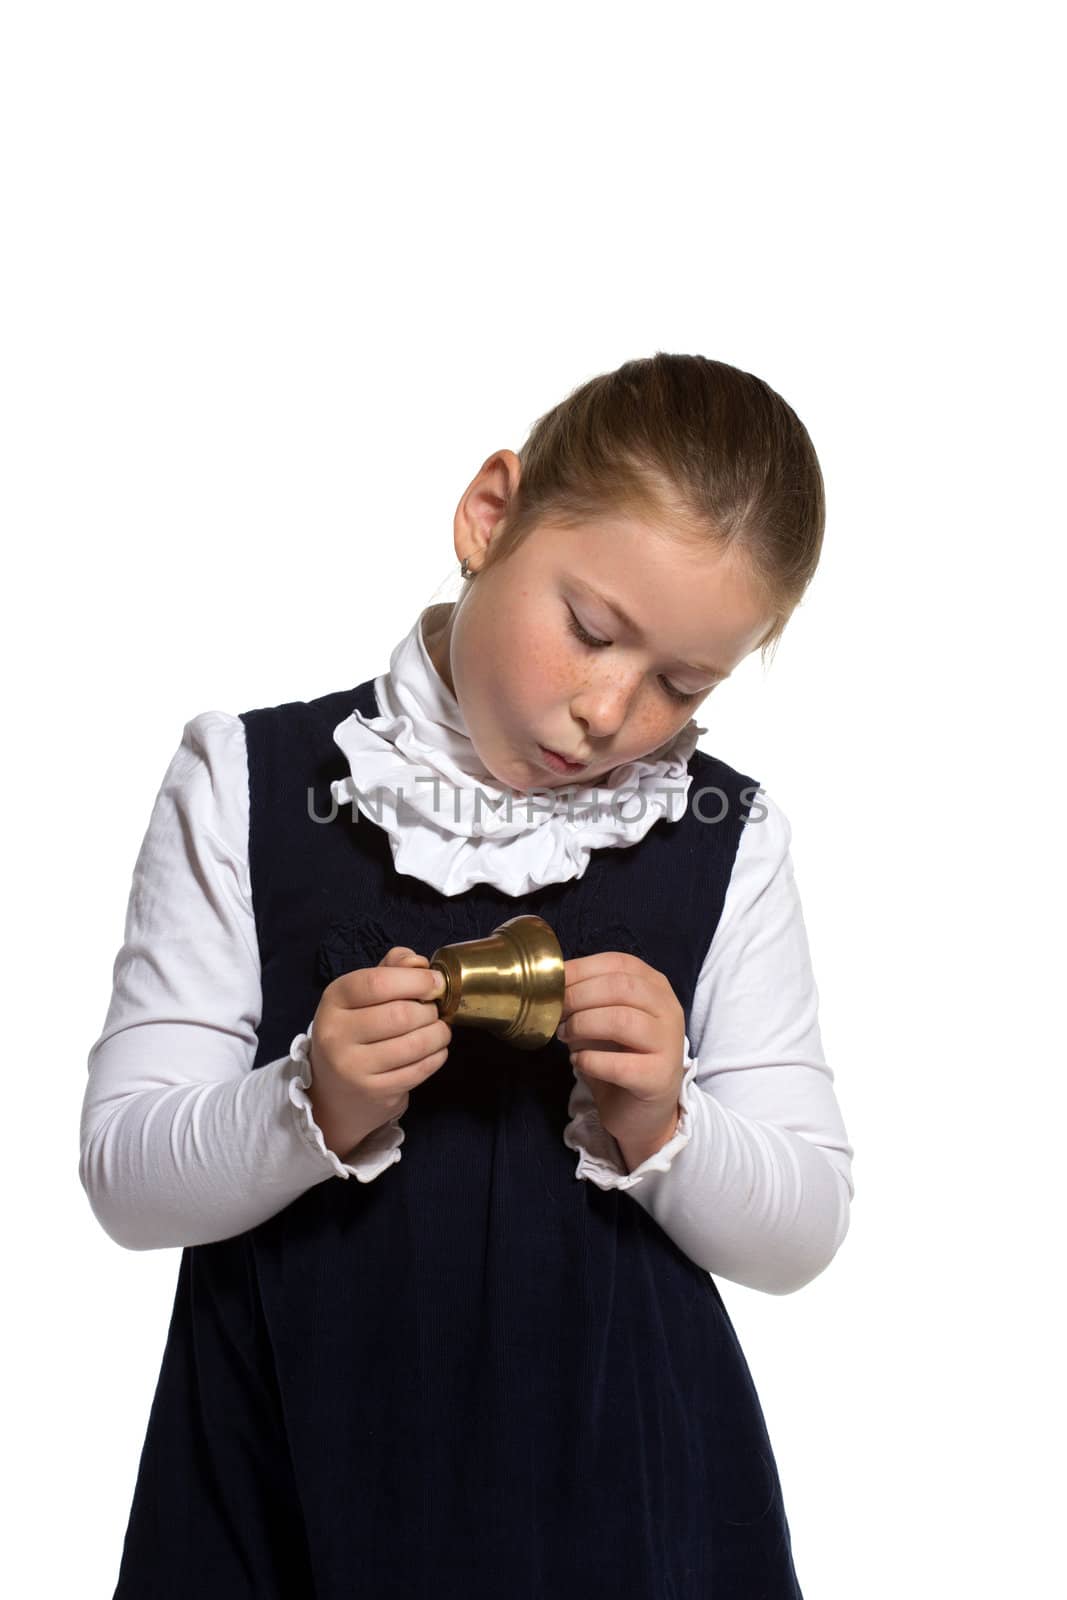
[{"xmin": 424, "ymin": 505, "xmax": 776, "ymax": 793}]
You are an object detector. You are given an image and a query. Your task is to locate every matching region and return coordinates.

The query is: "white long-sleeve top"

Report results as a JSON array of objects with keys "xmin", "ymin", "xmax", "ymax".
[{"xmin": 81, "ymin": 615, "xmax": 854, "ymax": 1294}]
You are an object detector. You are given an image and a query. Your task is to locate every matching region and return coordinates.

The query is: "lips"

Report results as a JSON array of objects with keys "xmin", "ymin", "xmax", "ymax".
[{"xmin": 539, "ymin": 744, "xmax": 588, "ymax": 773}]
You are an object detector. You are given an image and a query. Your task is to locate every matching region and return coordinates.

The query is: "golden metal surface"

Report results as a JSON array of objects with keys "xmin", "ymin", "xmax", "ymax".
[{"xmin": 428, "ymin": 914, "xmax": 564, "ymax": 1052}]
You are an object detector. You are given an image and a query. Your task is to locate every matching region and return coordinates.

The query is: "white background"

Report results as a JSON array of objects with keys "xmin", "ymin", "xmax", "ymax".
[{"xmin": 3, "ymin": 2, "xmax": 1063, "ymax": 1594}]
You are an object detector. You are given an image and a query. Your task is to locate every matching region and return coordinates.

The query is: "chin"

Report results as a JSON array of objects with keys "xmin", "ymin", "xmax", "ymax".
[{"xmin": 479, "ymin": 753, "xmax": 531, "ymax": 793}]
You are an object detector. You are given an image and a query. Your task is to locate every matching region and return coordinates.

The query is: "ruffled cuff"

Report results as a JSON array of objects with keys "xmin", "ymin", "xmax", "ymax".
[
  {"xmin": 286, "ymin": 1023, "xmax": 405, "ymax": 1183},
  {"xmin": 562, "ymin": 1041, "xmax": 699, "ymax": 1191}
]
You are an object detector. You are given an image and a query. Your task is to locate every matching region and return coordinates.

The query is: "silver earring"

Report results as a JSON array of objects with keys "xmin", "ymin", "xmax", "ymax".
[{"xmin": 460, "ymin": 556, "xmax": 474, "ymax": 580}]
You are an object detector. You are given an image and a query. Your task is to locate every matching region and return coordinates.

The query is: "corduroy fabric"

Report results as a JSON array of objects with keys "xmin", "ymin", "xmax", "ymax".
[{"xmin": 112, "ymin": 676, "xmax": 803, "ymax": 1599}]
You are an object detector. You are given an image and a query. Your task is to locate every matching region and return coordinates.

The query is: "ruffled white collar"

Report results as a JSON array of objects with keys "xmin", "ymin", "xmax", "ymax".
[{"xmin": 329, "ymin": 604, "xmax": 707, "ymax": 898}]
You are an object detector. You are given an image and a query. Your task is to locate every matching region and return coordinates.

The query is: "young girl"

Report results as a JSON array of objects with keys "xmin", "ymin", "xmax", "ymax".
[{"xmin": 82, "ymin": 352, "xmax": 855, "ymax": 1599}]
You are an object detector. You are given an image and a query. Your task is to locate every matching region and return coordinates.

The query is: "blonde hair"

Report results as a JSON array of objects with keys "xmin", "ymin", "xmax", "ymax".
[{"xmin": 482, "ymin": 352, "xmax": 826, "ymax": 663}]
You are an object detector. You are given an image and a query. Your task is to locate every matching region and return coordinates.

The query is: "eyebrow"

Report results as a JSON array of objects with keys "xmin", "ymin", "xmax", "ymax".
[{"xmin": 573, "ymin": 579, "xmax": 731, "ymax": 680}]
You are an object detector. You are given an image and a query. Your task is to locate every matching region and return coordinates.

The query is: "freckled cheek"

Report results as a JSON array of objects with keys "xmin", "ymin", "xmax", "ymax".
[
  {"xmin": 629, "ymin": 701, "xmax": 672, "ymax": 747},
  {"xmin": 519, "ymin": 634, "xmax": 572, "ymax": 701}
]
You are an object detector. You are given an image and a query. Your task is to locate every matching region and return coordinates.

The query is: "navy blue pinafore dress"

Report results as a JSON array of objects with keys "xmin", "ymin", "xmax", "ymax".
[{"xmin": 112, "ymin": 676, "xmax": 804, "ymax": 1599}]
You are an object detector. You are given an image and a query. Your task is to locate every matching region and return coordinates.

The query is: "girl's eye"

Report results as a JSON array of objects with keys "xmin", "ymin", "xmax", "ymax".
[
  {"xmin": 565, "ymin": 608, "xmax": 700, "ymax": 706},
  {"xmin": 660, "ymin": 680, "xmax": 701, "ymax": 705},
  {"xmin": 566, "ymin": 610, "xmax": 611, "ymax": 651}
]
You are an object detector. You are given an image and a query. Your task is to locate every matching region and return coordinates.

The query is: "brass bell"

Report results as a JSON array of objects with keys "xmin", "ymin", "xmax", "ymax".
[{"xmin": 428, "ymin": 914, "xmax": 565, "ymax": 1052}]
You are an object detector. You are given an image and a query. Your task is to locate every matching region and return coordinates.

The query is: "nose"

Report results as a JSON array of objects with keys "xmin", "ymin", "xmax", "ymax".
[{"xmin": 571, "ymin": 674, "xmax": 640, "ymax": 741}]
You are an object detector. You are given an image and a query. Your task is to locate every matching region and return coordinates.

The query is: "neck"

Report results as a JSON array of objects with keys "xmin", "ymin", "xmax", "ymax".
[{"xmin": 420, "ymin": 602, "xmax": 457, "ymax": 696}]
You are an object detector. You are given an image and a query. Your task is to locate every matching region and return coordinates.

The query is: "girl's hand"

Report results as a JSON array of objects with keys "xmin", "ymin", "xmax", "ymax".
[
  {"xmin": 556, "ymin": 952, "xmax": 686, "ymax": 1161},
  {"xmin": 308, "ymin": 947, "xmax": 450, "ymax": 1160}
]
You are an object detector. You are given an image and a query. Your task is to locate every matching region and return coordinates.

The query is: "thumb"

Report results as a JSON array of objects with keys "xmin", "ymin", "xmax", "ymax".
[{"xmin": 379, "ymin": 946, "xmax": 429, "ymax": 968}]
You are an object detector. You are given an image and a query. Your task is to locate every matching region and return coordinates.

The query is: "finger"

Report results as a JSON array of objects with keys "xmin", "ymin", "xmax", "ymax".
[
  {"xmin": 381, "ymin": 948, "xmax": 436, "ymax": 979},
  {"xmin": 364, "ymin": 1017, "xmax": 452, "ymax": 1074},
  {"xmin": 568, "ymin": 1052, "xmax": 677, "ymax": 1114},
  {"xmin": 558, "ymin": 1004, "xmax": 657, "ymax": 1052},
  {"xmin": 339, "ymin": 951, "xmax": 447, "ymax": 1043},
  {"xmin": 562, "ymin": 1048, "xmax": 642, "ymax": 1088},
  {"xmin": 561, "ymin": 972, "xmax": 660, "ymax": 1022},
  {"xmin": 329, "ymin": 963, "xmax": 445, "ymax": 1013},
  {"xmin": 563, "ymin": 952, "xmax": 646, "ymax": 982}
]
